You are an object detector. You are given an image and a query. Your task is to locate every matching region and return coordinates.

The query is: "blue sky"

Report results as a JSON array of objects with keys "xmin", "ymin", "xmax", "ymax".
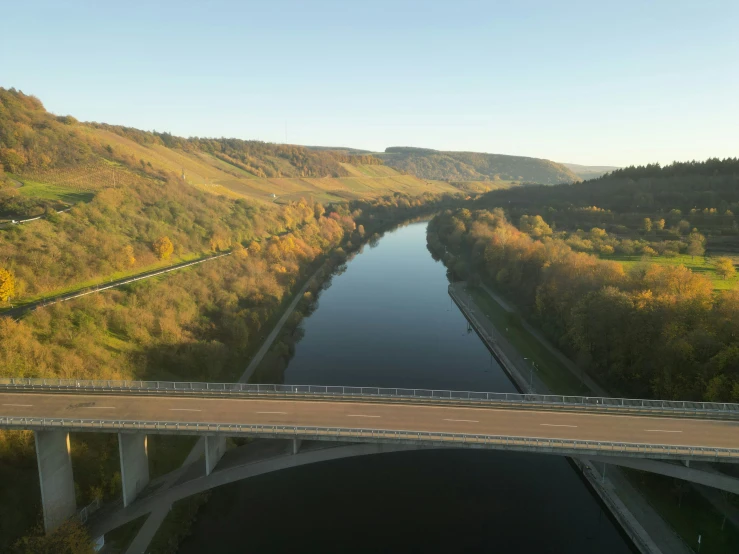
[{"xmin": 2, "ymin": 0, "xmax": 737, "ymax": 166}]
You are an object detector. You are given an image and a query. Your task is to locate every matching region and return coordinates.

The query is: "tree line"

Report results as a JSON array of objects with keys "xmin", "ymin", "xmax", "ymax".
[
  {"xmin": 428, "ymin": 208, "xmax": 739, "ymax": 403},
  {"xmin": 0, "ymin": 187, "xmax": 464, "ymax": 551}
]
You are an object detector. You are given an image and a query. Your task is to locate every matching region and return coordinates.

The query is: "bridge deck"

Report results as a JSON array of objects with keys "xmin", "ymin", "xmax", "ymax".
[{"xmin": 2, "ymin": 391, "xmax": 738, "ymax": 455}]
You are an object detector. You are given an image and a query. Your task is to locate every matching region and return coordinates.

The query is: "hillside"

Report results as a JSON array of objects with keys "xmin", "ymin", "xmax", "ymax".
[
  {"xmin": 0, "ymin": 88, "xmax": 458, "ymax": 218},
  {"xmin": 562, "ymin": 162, "xmax": 620, "ymax": 180},
  {"xmin": 377, "ymin": 147, "xmax": 580, "ymax": 185}
]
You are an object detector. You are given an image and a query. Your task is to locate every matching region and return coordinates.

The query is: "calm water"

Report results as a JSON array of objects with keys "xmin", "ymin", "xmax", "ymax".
[{"xmin": 180, "ymin": 222, "xmax": 634, "ymax": 553}]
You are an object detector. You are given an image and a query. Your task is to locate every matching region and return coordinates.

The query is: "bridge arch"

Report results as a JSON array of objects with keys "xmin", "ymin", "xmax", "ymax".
[{"xmin": 90, "ymin": 438, "xmax": 739, "ymax": 538}]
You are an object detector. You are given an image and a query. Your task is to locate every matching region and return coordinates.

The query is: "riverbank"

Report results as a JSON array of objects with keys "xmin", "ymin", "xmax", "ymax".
[
  {"xmin": 449, "ymin": 281, "xmax": 690, "ymax": 554},
  {"xmin": 114, "ymin": 259, "xmax": 331, "ymax": 553},
  {"xmin": 462, "ymin": 280, "xmax": 739, "ymax": 553},
  {"xmin": 178, "ymin": 221, "xmax": 633, "ymax": 554}
]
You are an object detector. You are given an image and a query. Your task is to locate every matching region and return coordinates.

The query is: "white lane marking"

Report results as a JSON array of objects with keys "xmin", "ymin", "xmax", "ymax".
[
  {"xmin": 257, "ymin": 411, "xmax": 288, "ymax": 415},
  {"xmin": 645, "ymin": 429, "xmax": 682, "ymax": 433},
  {"xmin": 2, "ymin": 403, "xmax": 33, "ymax": 407},
  {"xmin": 443, "ymin": 418, "xmax": 479, "ymax": 423},
  {"xmin": 169, "ymin": 408, "xmax": 202, "ymax": 412},
  {"xmin": 540, "ymin": 424, "xmax": 578, "ymax": 428},
  {"xmin": 347, "ymin": 414, "xmax": 381, "ymax": 418},
  {"xmin": 81, "ymin": 406, "xmax": 116, "ymax": 409}
]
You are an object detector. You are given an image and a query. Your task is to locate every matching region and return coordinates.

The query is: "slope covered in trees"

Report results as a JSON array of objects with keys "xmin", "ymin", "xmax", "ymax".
[
  {"xmin": 378, "ymin": 147, "xmax": 580, "ymax": 185},
  {"xmin": 429, "ymin": 208, "xmax": 739, "ymax": 402},
  {"xmin": 429, "ymin": 157, "xmax": 739, "ymax": 402},
  {"xmin": 0, "ymin": 88, "xmax": 457, "ymax": 215},
  {"xmin": 0, "ymin": 86, "xmax": 472, "ymax": 550}
]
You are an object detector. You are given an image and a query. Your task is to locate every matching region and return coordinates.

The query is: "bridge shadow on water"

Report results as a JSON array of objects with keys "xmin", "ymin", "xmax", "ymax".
[{"xmin": 179, "ymin": 446, "xmax": 636, "ymax": 554}]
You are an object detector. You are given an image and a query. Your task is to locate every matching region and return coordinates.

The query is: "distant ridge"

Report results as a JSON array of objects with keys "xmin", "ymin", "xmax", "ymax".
[
  {"xmin": 377, "ymin": 147, "xmax": 581, "ymax": 185},
  {"xmin": 563, "ymin": 163, "xmax": 620, "ymax": 180}
]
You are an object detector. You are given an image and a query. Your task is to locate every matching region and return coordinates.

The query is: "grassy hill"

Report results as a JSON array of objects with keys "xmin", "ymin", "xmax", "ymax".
[
  {"xmin": 0, "ymin": 88, "xmax": 459, "ymax": 218},
  {"xmin": 377, "ymin": 146, "xmax": 580, "ymax": 185}
]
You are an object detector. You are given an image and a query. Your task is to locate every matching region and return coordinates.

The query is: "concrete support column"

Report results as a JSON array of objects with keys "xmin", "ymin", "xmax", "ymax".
[
  {"xmin": 204, "ymin": 435, "xmax": 226, "ymax": 476},
  {"xmin": 292, "ymin": 438, "xmax": 302, "ymax": 455},
  {"xmin": 34, "ymin": 430, "xmax": 77, "ymax": 532},
  {"xmin": 118, "ymin": 433, "xmax": 149, "ymax": 507}
]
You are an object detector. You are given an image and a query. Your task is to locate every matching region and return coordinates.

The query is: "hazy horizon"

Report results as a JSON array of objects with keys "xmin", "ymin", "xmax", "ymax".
[{"xmin": 2, "ymin": 0, "xmax": 737, "ymax": 167}]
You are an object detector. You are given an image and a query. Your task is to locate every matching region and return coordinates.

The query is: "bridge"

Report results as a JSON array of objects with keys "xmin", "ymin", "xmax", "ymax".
[{"xmin": 1, "ymin": 377, "xmax": 738, "ymax": 534}]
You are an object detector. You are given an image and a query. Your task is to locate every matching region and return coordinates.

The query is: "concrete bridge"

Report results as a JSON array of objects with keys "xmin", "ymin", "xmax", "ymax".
[{"xmin": 1, "ymin": 377, "xmax": 738, "ymax": 534}]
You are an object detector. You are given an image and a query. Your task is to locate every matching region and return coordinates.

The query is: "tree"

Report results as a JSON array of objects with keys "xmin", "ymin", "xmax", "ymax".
[
  {"xmin": 152, "ymin": 236, "xmax": 174, "ymax": 260},
  {"xmin": 643, "ymin": 218, "xmax": 652, "ymax": 232},
  {"xmin": 123, "ymin": 245, "xmax": 135, "ymax": 267},
  {"xmin": 715, "ymin": 257, "xmax": 736, "ymax": 280},
  {"xmin": 655, "ymin": 219, "xmax": 665, "ymax": 231},
  {"xmin": 519, "ymin": 214, "xmax": 552, "ymax": 238},
  {"xmin": 0, "ymin": 267, "xmax": 15, "ymax": 302},
  {"xmin": 589, "ymin": 227, "xmax": 607, "ymax": 240},
  {"xmin": 233, "ymin": 242, "xmax": 249, "ymax": 258},
  {"xmin": 687, "ymin": 231, "xmax": 705, "ymax": 259},
  {"xmin": 12, "ymin": 520, "xmax": 94, "ymax": 554}
]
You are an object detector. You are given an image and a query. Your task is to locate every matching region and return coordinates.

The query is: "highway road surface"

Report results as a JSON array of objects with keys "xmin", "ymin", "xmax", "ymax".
[{"xmin": 2, "ymin": 392, "xmax": 738, "ymax": 450}]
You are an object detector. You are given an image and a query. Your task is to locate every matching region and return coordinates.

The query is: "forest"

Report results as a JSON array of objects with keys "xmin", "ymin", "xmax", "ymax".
[
  {"xmin": 429, "ymin": 202, "xmax": 739, "ymax": 403},
  {"xmin": 0, "ymin": 87, "xmax": 471, "ymax": 551},
  {"xmin": 0, "ymin": 179, "xmax": 463, "ymax": 551},
  {"xmin": 473, "ymin": 158, "xmax": 739, "ymax": 239},
  {"xmin": 378, "ymin": 146, "xmax": 580, "ymax": 184}
]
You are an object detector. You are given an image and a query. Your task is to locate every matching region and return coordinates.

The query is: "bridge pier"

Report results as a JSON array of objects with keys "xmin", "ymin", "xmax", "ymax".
[
  {"xmin": 292, "ymin": 438, "xmax": 302, "ymax": 455},
  {"xmin": 34, "ymin": 430, "xmax": 77, "ymax": 532},
  {"xmin": 118, "ymin": 433, "xmax": 149, "ymax": 507},
  {"xmin": 205, "ymin": 435, "xmax": 227, "ymax": 476}
]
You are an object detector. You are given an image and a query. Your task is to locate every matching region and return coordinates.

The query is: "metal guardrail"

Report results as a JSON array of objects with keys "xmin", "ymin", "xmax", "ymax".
[
  {"xmin": 77, "ymin": 497, "xmax": 101, "ymax": 523},
  {"xmin": 2, "ymin": 416, "xmax": 738, "ymax": 462},
  {"xmin": 1, "ymin": 377, "xmax": 738, "ymax": 419}
]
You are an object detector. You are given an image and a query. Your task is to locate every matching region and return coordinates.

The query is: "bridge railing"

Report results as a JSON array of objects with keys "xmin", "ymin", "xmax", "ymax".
[
  {"xmin": 2, "ymin": 377, "xmax": 739, "ymax": 418},
  {"xmin": 2, "ymin": 415, "xmax": 738, "ymax": 462}
]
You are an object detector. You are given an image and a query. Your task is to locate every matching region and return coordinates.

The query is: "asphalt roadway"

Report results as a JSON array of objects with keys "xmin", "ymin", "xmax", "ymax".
[{"xmin": 2, "ymin": 392, "xmax": 739, "ymax": 449}]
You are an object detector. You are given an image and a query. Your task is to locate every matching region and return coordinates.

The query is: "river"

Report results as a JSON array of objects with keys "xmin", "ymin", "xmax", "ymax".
[{"xmin": 180, "ymin": 221, "xmax": 634, "ymax": 553}]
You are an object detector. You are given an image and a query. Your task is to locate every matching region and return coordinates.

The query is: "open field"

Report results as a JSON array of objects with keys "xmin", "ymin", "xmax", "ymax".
[
  {"xmin": 603, "ymin": 253, "xmax": 739, "ymax": 291},
  {"xmin": 15, "ymin": 177, "xmax": 94, "ymax": 205}
]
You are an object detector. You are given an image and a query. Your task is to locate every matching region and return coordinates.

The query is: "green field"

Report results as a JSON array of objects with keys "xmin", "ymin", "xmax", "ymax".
[
  {"xmin": 603, "ymin": 253, "xmax": 739, "ymax": 291},
  {"xmin": 466, "ymin": 286, "xmax": 587, "ymax": 395},
  {"xmin": 16, "ymin": 178, "xmax": 94, "ymax": 204}
]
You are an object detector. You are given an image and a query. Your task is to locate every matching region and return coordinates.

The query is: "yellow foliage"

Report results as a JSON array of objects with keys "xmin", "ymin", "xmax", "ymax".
[
  {"xmin": 233, "ymin": 243, "xmax": 249, "ymax": 258},
  {"xmin": 123, "ymin": 245, "xmax": 136, "ymax": 267},
  {"xmin": 153, "ymin": 236, "xmax": 174, "ymax": 260},
  {"xmin": 0, "ymin": 267, "xmax": 15, "ymax": 302},
  {"xmin": 209, "ymin": 231, "xmax": 232, "ymax": 252}
]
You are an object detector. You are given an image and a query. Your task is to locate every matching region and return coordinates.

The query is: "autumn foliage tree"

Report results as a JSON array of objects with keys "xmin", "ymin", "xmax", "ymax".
[
  {"xmin": 715, "ymin": 257, "xmax": 736, "ymax": 280},
  {"xmin": 11, "ymin": 520, "xmax": 94, "ymax": 554},
  {"xmin": 0, "ymin": 267, "xmax": 15, "ymax": 302},
  {"xmin": 153, "ymin": 236, "xmax": 174, "ymax": 260},
  {"xmin": 429, "ymin": 208, "xmax": 739, "ymax": 402}
]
